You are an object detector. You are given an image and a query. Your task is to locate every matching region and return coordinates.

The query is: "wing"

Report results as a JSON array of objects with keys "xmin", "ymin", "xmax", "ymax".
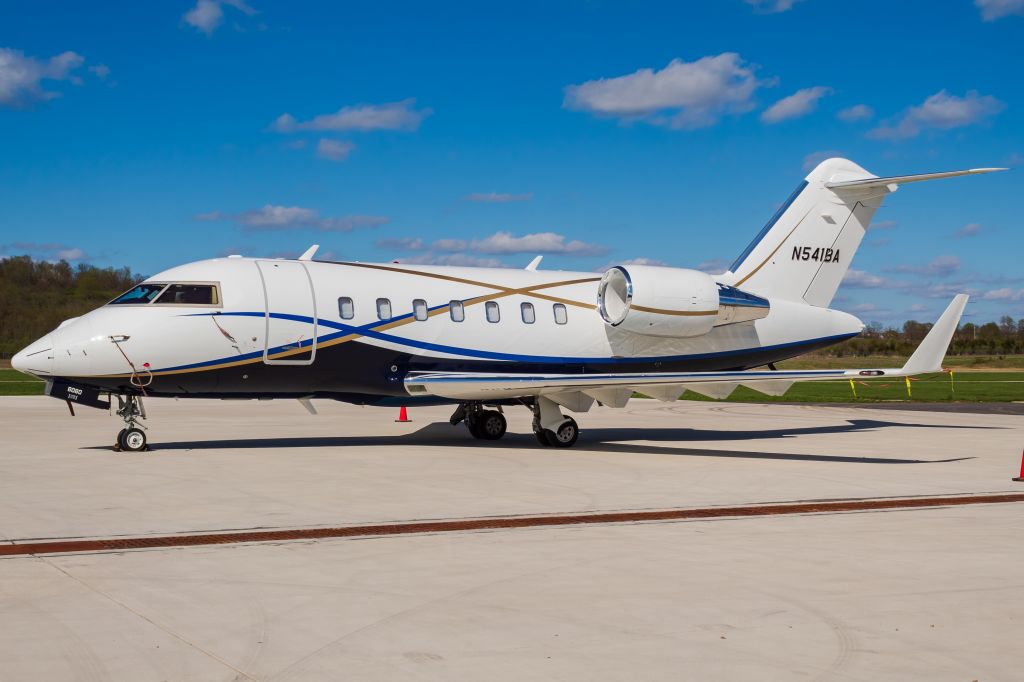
[{"xmin": 405, "ymin": 295, "xmax": 967, "ymax": 405}]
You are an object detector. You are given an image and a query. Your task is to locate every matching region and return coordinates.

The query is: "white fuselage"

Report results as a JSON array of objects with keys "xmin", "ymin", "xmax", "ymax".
[{"xmin": 12, "ymin": 256, "xmax": 863, "ymax": 403}]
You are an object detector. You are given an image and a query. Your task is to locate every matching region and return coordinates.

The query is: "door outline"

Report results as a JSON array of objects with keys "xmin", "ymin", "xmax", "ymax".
[{"xmin": 255, "ymin": 260, "xmax": 318, "ymax": 365}]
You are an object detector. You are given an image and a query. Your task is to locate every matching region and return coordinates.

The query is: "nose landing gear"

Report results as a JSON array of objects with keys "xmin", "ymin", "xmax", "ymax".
[{"xmin": 114, "ymin": 395, "xmax": 149, "ymax": 452}]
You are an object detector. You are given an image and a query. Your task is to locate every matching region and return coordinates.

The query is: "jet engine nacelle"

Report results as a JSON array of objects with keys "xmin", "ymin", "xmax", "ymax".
[
  {"xmin": 597, "ymin": 265, "xmax": 719, "ymax": 338},
  {"xmin": 597, "ymin": 265, "xmax": 771, "ymax": 338}
]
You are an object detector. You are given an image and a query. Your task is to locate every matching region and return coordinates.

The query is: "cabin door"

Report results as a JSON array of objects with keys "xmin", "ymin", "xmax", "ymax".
[{"xmin": 255, "ymin": 260, "xmax": 318, "ymax": 365}]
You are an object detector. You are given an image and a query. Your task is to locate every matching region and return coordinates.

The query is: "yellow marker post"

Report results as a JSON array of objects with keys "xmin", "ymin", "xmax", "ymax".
[
  {"xmin": 849, "ymin": 379, "xmax": 857, "ymax": 399},
  {"xmin": 905, "ymin": 376, "xmax": 912, "ymax": 399},
  {"xmin": 949, "ymin": 370, "xmax": 955, "ymax": 396}
]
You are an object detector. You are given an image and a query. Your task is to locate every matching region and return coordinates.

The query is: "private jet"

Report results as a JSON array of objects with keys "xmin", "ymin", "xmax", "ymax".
[{"xmin": 11, "ymin": 158, "xmax": 1002, "ymax": 451}]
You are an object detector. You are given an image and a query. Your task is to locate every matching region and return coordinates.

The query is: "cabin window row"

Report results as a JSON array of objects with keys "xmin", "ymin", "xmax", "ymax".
[{"xmin": 338, "ymin": 297, "xmax": 568, "ymax": 325}]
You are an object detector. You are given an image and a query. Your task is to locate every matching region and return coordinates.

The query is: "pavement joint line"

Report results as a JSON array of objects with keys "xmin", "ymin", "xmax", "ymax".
[{"xmin": 3, "ymin": 492, "xmax": 1024, "ymax": 557}]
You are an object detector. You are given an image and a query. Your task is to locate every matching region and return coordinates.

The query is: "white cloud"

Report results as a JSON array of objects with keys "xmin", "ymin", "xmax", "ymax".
[
  {"xmin": 272, "ymin": 99, "xmax": 430, "ymax": 133},
  {"xmin": 377, "ymin": 237, "xmax": 425, "ymax": 251},
  {"xmin": 745, "ymin": 0, "xmax": 805, "ymax": 12},
  {"xmin": 379, "ymin": 231, "xmax": 606, "ymax": 257},
  {"xmin": 976, "ymin": 0, "xmax": 1024, "ymax": 20},
  {"xmin": 696, "ymin": 258, "xmax": 729, "ymax": 274},
  {"xmin": 88, "ymin": 64, "xmax": 110, "ymax": 80},
  {"xmin": 183, "ymin": 0, "xmax": 256, "ymax": 36},
  {"xmin": 886, "ymin": 255, "xmax": 961, "ymax": 277},
  {"xmin": 463, "ymin": 231, "xmax": 607, "ymax": 256},
  {"xmin": 0, "ymin": 242, "xmax": 88, "ymax": 261},
  {"xmin": 761, "ymin": 86, "xmax": 832, "ymax": 123},
  {"xmin": 316, "ymin": 139, "xmax": 354, "ymax": 162},
  {"xmin": 563, "ymin": 53, "xmax": 769, "ymax": 130},
  {"xmin": 197, "ymin": 205, "xmax": 388, "ymax": 232},
  {"xmin": 0, "ymin": 48, "xmax": 85, "ymax": 107},
  {"xmin": 802, "ymin": 149, "xmax": 844, "ymax": 171},
  {"xmin": 837, "ymin": 104, "xmax": 874, "ymax": 122},
  {"xmin": 464, "ymin": 192, "xmax": 533, "ymax": 203},
  {"xmin": 954, "ymin": 222, "xmax": 983, "ymax": 238},
  {"xmin": 867, "ymin": 90, "xmax": 1005, "ymax": 140},
  {"xmin": 595, "ymin": 257, "xmax": 671, "ymax": 273},
  {"xmin": 399, "ymin": 253, "xmax": 508, "ymax": 268},
  {"xmin": 981, "ymin": 287, "xmax": 1024, "ymax": 301},
  {"xmin": 842, "ymin": 269, "xmax": 893, "ymax": 289},
  {"xmin": 868, "ymin": 219, "xmax": 898, "ymax": 231}
]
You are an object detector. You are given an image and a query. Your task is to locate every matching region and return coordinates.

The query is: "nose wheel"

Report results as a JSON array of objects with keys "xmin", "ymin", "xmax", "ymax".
[{"xmin": 113, "ymin": 395, "xmax": 149, "ymax": 452}]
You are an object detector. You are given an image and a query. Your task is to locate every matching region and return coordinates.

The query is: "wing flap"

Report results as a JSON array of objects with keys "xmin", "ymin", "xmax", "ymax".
[{"xmin": 405, "ymin": 296, "xmax": 967, "ymax": 402}]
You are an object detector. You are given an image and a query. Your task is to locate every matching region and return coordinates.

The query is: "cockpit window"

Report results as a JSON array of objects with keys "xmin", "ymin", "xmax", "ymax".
[
  {"xmin": 109, "ymin": 283, "xmax": 167, "ymax": 305},
  {"xmin": 155, "ymin": 283, "xmax": 220, "ymax": 305}
]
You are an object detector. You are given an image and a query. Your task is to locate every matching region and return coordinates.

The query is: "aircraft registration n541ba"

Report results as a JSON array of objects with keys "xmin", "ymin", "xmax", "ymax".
[{"xmin": 11, "ymin": 158, "xmax": 1005, "ymax": 451}]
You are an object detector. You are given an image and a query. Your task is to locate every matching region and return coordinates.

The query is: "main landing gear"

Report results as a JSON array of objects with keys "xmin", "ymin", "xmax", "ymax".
[
  {"xmin": 113, "ymin": 394, "xmax": 149, "ymax": 452},
  {"xmin": 450, "ymin": 396, "xmax": 580, "ymax": 448}
]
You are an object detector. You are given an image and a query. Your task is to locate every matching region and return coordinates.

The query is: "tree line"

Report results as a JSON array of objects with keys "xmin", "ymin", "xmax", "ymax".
[
  {"xmin": 0, "ymin": 256, "xmax": 142, "ymax": 358},
  {"xmin": 1, "ymin": 255, "xmax": 1022, "ymax": 358},
  {"xmin": 813, "ymin": 317, "xmax": 1024, "ymax": 357}
]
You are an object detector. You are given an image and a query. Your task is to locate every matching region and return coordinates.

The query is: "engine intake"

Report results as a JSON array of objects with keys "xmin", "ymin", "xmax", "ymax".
[{"xmin": 597, "ymin": 265, "xmax": 769, "ymax": 338}]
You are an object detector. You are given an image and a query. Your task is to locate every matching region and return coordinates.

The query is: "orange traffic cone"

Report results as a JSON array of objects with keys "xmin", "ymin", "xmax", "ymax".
[
  {"xmin": 395, "ymin": 406, "xmax": 411, "ymax": 423},
  {"xmin": 1014, "ymin": 450, "xmax": 1024, "ymax": 482}
]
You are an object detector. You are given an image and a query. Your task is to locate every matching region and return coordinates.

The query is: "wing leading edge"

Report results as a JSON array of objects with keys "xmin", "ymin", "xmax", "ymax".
[{"xmin": 404, "ymin": 295, "xmax": 968, "ymax": 404}]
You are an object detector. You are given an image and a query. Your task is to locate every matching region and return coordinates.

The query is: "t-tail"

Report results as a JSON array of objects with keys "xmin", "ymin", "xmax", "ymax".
[{"xmin": 723, "ymin": 158, "xmax": 1005, "ymax": 306}]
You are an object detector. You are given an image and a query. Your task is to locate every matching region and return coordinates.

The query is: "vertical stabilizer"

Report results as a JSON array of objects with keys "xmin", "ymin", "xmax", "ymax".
[{"xmin": 724, "ymin": 158, "xmax": 882, "ymax": 307}]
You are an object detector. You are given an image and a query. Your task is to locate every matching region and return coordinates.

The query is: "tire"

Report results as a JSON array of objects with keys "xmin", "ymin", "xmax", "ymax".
[
  {"xmin": 115, "ymin": 429, "xmax": 127, "ymax": 450},
  {"xmin": 534, "ymin": 429, "xmax": 552, "ymax": 447},
  {"xmin": 122, "ymin": 427, "xmax": 147, "ymax": 452},
  {"xmin": 476, "ymin": 411, "xmax": 507, "ymax": 440},
  {"xmin": 545, "ymin": 417, "xmax": 579, "ymax": 448}
]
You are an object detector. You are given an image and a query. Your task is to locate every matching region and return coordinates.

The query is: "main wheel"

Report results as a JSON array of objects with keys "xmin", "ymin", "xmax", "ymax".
[
  {"xmin": 534, "ymin": 429, "xmax": 552, "ymax": 447},
  {"xmin": 468, "ymin": 410, "xmax": 507, "ymax": 440},
  {"xmin": 544, "ymin": 417, "xmax": 579, "ymax": 448},
  {"xmin": 121, "ymin": 427, "xmax": 147, "ymax": 452},
  {"xmin": 115, "ymin": 428, "xmax": 127, "ymax": 450}
]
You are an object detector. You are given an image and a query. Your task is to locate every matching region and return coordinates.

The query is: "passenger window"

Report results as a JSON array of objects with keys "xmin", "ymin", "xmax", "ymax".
[
  {"xmin": 485, "ymin": 301, "xmax": 500, "ymax": 323},
  {"xmin": 449, "ymin": 300, "xmax": 465, "ymax": 322},
  {"xmin": 109, "ymin": 283, "xmax": 167, "ymax": 305},
  {"xmin": 520, "ymin": 302, "xmax": 535, "ymax": 324},
  {"xmin": 338, "ymin": 297, "xmax": 354, "ymax": 320},
  {"xmin": 154, "ymin": 283, "xmax": 219, "ymax": 305},
  {"xmin": 553, "ymin": 303, "xmax": 568, "ymax": 325},
  {"xmin": 413, "ymin": 299, "xmax": 428, "ymax": 321},
  {"xmin": 376, "ymin": 298, "xmax": 392, "ymax": 320}
]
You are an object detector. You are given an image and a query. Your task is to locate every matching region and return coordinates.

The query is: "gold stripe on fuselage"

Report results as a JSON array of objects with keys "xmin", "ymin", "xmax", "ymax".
[{"xmin": 91, "ymin": 263, "xmax": 602, "ymax": 378}]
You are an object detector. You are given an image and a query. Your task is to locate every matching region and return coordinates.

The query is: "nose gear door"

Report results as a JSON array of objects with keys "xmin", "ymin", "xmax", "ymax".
[{"xmin": 255, "ymin": 260, "xmax": 318, "ymax": 365}]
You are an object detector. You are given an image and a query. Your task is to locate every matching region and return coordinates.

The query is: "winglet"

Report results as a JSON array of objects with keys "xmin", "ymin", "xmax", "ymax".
[
  {"xmin": 901, "ymin": 294, "xmax": 969, "ymax": 375},
  {"xmin": 525, "ymin": 255, "xmax": 543, "ymax": 271},
  {"xmin": 299, "ymin": 245, "xmax": 319, "ymax": 261}
]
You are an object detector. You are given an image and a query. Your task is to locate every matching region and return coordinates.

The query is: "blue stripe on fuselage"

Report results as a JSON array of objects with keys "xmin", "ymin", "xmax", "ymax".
[{"xmin": 153, "ymin": 310, "xmax": 855, "ymax": 374}]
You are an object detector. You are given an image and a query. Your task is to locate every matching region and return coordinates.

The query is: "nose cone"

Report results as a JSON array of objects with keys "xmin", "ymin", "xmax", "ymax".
[{"xmin": 11, "ymin": 334, "xmax": 54, "ymax": 376}]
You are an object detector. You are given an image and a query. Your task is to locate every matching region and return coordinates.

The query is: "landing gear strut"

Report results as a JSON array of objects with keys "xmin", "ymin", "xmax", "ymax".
[
  {"xmin": 451, "ymin": 402, "xmax": 507, "ymax": 440},
  {"xmin": 451, "ymin": 397, "xmax": 580, "ymax": 447},
  {"xmin": 114, "ymin": 394, "xmax": 148, "ymax": 452},
  {"xmin": 532, "ymin": 397, "xmax": 579, "ymax": 448}
]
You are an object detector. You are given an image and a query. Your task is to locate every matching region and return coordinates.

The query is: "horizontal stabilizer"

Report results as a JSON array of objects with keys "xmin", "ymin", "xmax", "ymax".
[{"xmin": 826, "ymin": 168, "xmax": 1006, "ymax": 192}]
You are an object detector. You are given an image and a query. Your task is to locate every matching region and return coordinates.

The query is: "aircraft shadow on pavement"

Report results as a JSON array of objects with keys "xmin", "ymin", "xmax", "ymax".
[{"xmin": 106, "ymin": 418, "xmax": 988, "ymax": 464}]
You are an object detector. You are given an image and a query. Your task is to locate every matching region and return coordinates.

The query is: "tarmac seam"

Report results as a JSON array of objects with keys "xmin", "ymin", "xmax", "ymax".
[{"xmin": 3, "ymin": 493, "xmax": 1024, "ymax": 557}]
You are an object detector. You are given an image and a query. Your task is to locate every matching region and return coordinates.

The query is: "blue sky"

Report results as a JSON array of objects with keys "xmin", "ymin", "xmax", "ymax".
[{"xmin": 1, "ymin": 0, "xmax": 1022, "ymax": 325}]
